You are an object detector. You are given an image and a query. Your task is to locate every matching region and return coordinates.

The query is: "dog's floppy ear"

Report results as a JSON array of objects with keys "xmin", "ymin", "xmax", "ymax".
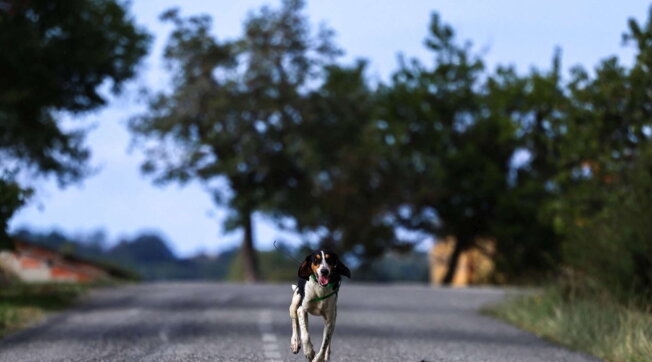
[
  {"xmin": 298, "ymin": 255, "xmax": 312, "ymax": 280},
  {"xmin": 336, "ymin": 259, "xmax": 351, "ymax": 279}
]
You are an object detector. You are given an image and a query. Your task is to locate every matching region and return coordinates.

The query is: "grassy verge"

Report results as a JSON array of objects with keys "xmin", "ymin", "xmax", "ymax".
[
  {"xmin": 483, "ymin": 285, "xmax": 652, "ymax": 362},
  {"xmin": 0, "ymin": 283, "xmax": 88, "ymax": 338}
]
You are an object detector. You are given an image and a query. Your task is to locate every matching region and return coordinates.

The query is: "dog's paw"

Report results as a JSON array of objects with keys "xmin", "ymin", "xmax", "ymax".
[
  {"xmin": 312, "ymin": 352, "xmax": 325, "ymax": 362},
  {"xmin": 303, "ymin": 347, "xmax": 315, "ymax": 361},
  {"xmin": 290, "ymin": 336, "xmax": 301, "ymax": 354}
]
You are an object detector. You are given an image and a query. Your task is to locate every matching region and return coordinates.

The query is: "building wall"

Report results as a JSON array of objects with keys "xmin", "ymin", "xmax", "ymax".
[
  {"xmin": 0, "ymin": 252, "xmax": 51, "ymax": 282},
  {"xmin": 0, "ymin": 241, "xmax": 110, "ymax": 283}
]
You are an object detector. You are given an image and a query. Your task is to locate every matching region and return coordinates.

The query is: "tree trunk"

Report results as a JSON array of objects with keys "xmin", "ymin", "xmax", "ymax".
[
  {"xmin": 241, "ymin": 210, "xmax": 260, "ymax": 283},
  {"xmin": 441, "ymin": 236, "xmax": 467, "ymax": 286}
]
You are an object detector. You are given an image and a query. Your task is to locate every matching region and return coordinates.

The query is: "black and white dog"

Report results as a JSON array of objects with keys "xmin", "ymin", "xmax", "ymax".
[{"xmin": 289, "ymin": 249, "xmax": 351, "ymax": 361}]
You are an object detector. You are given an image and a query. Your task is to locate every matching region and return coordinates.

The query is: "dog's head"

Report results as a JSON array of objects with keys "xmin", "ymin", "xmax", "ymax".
[{"xmin": 298, "ymin": 249, "xmax": 351, "ymax": 286}]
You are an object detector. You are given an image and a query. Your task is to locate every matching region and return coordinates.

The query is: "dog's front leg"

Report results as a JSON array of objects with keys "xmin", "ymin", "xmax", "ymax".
[
  {"xmin": 313, "ymin": 307, "xmax": 336, "ymax": 362},
  {"xmin": 325, "ymin": 343, "xmax": 331, "ymax": 361},
  {"xmin": 289, "ymin": 292, "xmax": 302, "ymax": 354},
  {"xmin": 298, "ymin": 306, "xmax": 315, "ymax": 360}
]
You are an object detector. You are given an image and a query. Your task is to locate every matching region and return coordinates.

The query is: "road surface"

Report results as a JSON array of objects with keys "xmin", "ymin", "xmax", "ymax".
[{"xmin": 0, "ymin": 283, "xmax": 599, "ymax": 361}]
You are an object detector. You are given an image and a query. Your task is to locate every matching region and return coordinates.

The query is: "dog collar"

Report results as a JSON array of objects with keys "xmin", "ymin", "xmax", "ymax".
[{"xmin": 309, "ymin": 274, "xmax": 340, "ymax": 302}]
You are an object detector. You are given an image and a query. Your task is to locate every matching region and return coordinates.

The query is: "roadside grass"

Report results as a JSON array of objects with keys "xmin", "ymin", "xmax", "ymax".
[
  {"xmin": 0, "ymin": 283, "xmax": 88, "ymax": 338},
  {"xmin": 483, "ymin": 286, "xmax": 652, "ymax": 362}
]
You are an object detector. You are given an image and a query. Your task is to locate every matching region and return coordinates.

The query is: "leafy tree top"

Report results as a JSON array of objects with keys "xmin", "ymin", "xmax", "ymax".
[{"xmin": 0, "ymin": 0, "xmax": 151, "ymax": 184}]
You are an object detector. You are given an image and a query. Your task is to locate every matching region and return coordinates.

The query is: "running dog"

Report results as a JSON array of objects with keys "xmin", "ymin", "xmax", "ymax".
[{"xmin": 289, "ymin": 249, "xmax": 351, "ymax": 361}]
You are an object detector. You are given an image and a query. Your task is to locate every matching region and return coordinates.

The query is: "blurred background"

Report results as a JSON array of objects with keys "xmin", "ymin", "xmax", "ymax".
[{"xmin": 1, "ymin": 0, "xmax": 651, "ymax": 298}]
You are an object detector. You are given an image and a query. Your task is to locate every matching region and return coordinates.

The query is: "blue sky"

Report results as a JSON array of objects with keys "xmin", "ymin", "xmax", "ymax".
[{"xmin": 9, "ymin": 0, "xmax": 650, "ymax": 257}]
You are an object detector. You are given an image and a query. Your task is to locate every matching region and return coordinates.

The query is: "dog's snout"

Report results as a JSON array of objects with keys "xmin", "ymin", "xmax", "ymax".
[{"xmin": 320, "ymin": 268, "xmax": 330, "ymax": 276}]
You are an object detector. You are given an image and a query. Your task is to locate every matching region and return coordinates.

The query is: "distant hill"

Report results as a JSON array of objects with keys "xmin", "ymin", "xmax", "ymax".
[
  {"xmin": 12, "ymin": 228, "xmax": 430, "ymax": 283},
  {"xmin": 109, "ymin": 234, "xmax": 177, "ymax": 264}
]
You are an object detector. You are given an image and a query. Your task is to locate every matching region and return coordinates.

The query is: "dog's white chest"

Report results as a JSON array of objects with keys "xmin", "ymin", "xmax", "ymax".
[
  {"xmin": 303, "ymin": 280, "xmax": 337, "ymax": 315},
  {"xmin": 305, "ymin": 297, "xmax": 335, "ymax": 316}
]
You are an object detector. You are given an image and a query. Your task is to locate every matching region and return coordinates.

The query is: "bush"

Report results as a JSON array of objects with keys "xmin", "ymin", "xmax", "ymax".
[{"xmin": 562, "ymin": 150, "xmax": 652, "ymax": 305}]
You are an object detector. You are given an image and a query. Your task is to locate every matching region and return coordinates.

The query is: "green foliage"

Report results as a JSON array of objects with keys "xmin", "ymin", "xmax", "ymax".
[
  {"xmin": 561, "ymin": 149, "xmax": 652, "ymax": 303},
  {"xmin": 485, "ymin": 59, "xmax": 567, "ymax": 281},
  {"xmin": 539, "ymin": 10, "xmax": 652, "ymax": 302},
  {"xmin": 378, "ymin": 14, "xmax": 533, "ymax": 282},
  {"xmin": 131, "ymin": 4, "xmax": 652, "ymax": 291},
  {"xmin": 479, "ymin": 8, "xmax": 652, "ymax": 288},
  {"xmin": 131, "ymin": 0, "xmax": 337, "ymax": 201},
  {"xmin": 3, "ymin": 0, "xmax": 646, "ymax": 295},
  {"xmin": 0, "ymin": 177, "xmax": 31, "ymax": 250},
  {"xmin": 0, "ymin": 0, "xmax": 150, "ymax": 250},
  {"xmin": 289, "ymin": 61, "xmax": 406, "ymax": 258},
  {"xmin": 130, "ymin": 0, "xmax": 340, "ymax": 281},
  {"xmin": 370, "ymin": 7, "xmax": 652, "ymax": 289},
  {"xmin": 0, "ymin": 0, "xmax": 150, "ymax": 182}
]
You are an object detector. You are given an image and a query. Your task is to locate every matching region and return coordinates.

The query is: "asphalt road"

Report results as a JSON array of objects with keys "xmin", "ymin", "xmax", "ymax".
[{"xmin": 0, "ymin": 282, "xmax": 599, "ymax": 362}]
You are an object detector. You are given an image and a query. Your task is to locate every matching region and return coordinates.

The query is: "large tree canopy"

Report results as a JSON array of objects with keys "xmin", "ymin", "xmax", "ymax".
[
  {"xmin": 0, "ymin": 0, "xmax": 150, "ymax": 248},
  {"xmin": 130, "ymin": 0, "xmax": 339, "ymax": 282},
  {"xmin": 377, "ymin": 14, "xmax": 523, "ymax": 284},
  {"xmin": 290, "ymin": 61, "xmax": 406, "ymax": 259}
]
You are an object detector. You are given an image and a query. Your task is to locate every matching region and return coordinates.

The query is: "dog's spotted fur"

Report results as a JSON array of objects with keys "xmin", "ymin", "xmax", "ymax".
[{"xmin": 289, "ymin": 249, "xmax": 351, "ymax": 362}]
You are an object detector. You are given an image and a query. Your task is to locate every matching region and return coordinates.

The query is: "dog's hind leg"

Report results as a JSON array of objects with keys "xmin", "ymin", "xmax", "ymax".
[{"xmin": 289, "ymin": 290, "xmax": 302, "ymax": 354}]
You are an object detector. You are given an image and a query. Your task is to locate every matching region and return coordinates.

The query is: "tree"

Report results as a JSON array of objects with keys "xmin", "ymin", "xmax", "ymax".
[
  {"xmin": 484, "ymin": 60, "xmax": 566, "ymax": 282},
  {"xmin": 285, "ymin": 61, "xmax": 408, "ymax": 259},
  {"xmin": 0, "ymin": 0, "xmax": 150, "ymax": 248},
  {"xmin": 547, "ymin": 10, "xmax": 652, "ymax": 302},
  {"xmin": 129, "ymin": 0, "xmax": 339, "ymax": 282},
  {"xmin": 377, "ymin": 14, "xmax": 522, "ymax": 285},
  {"xmin": 485, "ymin": 7, "xmax": 652, "ymax": 291}
]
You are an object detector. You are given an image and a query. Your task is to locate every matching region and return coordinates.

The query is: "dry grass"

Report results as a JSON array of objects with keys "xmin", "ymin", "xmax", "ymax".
[
  {"xmin": 0, "ymin": 305, "xmax": 44, "ymax": 337},
  {"xmin": 484, "ymin": 286, "xmax": 652, "ymax": 362},
  {"xmin": 0, "ymin": 283, "xmax": 87, "ymax": 338}
]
